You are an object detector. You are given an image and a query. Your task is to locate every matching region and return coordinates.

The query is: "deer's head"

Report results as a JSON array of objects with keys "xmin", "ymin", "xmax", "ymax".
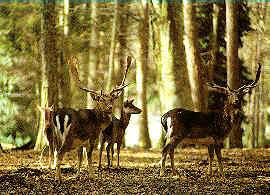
[
  {"xmin": 208, "ymin": 64, "xmax": 261, "ymax": 110},
  {"xmin": 69, "ymin": 56, "xmax": 133, "ymax": 114},
  {"xmin": 123, "ymin": 99, "xmax": 142, "ymax": 114},
  {"xmin": 38, "ymin": 104, "xmax": 55, "ymax": 125}
]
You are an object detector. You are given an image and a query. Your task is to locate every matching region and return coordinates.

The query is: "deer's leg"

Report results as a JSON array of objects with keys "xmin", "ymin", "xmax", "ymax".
[
  {"xmin": 160, "ymin": 143, "xmax": 170, "ymax": 176},
  {"xmin": 169, "ymin": 137, "xmax": 181, "ymax": 176},
  {"xmin": 86, "ymin": 141, "xmax": 95, "ymax": 172},
  {"xmin": 110, "ymin": 144, "xmax": 114, "ymax": 167},
  {"xmin": 106, "ymin": 143, "xmax": 112, "ymax": 167},
  {"xmin": 117, "ymin": 143, "xmax": 121, "ymax": 167},
  {"xmin": 55, "ymin": 149, "xmax": 65, "ymax": 182},
  {"xmin": 98, "ymin": 138, "xmax": 105, "ymax": 169},
  {"xmin": 49, "ymin": 144, "xmax": 55, "ymax": 169},
  {"xmin": 214, "ymin": 144, "xmax": 224, "ymax": 177},
  {"xmin": 207, "ymin": 144, "xmax": 215, "ymax": 176},
  {"xmin": 160, "ymin": 136, "xmax": 181, "ymax": 176},
  {"xmin": 76, "ymin": 146, "xmax": 84, "ymax": 176}
]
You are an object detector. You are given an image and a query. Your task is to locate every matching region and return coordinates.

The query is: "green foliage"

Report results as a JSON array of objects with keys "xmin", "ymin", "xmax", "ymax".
[{"xmin": 0, "ymin": 4, "xmax": 40, "ymax": 147}]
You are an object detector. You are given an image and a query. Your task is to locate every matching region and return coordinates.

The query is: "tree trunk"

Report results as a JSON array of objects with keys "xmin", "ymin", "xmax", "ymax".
[
  {"xmin": 106, "ymin": 0, "xmax": 119, "ymax": 92},
  {"xmin": 35, "ymin": 0, "xmax": 58, "ymax": 151},
  {"xmin": 183, "ymin": 0, "xmax": 207, "ymax": 112},
  {"xmin": 168, "ymin": 3, "xmax": 192, "ymax": 110},
  {"xmin": 59, "ymin": 0, "xmax": 71, "ymax": 108},
  {"xmin": 85, "ymin": 2, "xmax": 99, "ymax": 108},
  {"xmin": 137, "ymin": 2, "xmax": 151, "ymax": 148},
  {"xmin": 44, "ymin": 0, "xmax": 59, "ymax": 107},
  {"xmin": 209, "ymin": 3, "xmax": 220, "ymax": 82},
  {"xmin": 117, "ymin": 2, "xmax": 128, "ymax": 147},
  {"xmin": 226, "ymin": 1, "xmax": 242, "ymax": 148}
]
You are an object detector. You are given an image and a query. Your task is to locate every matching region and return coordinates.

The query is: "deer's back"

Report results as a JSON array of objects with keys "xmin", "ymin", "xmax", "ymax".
[{"xmin": 166, "ymin": 108, "xmax": 230, "ymax": 141}]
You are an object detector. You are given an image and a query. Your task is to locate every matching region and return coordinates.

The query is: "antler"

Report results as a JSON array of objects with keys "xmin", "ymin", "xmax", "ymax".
[
  {"xmin": 109, "ymin": 56, "xmax": 133, "ymax": 97},
  {"xmin": 207, "ymin": 82, "xmax": 228, "ymax": 94},
  {"xmin": 69, "ymin": 56, "xmax": 133, "ymax": 101},
  {"xmin": 237, "ymin": 63, "xmax": 262, "ymax": 92},
  {"xmin": 68, "ymin": 56, "xmax": 101, "ymax": 98}
]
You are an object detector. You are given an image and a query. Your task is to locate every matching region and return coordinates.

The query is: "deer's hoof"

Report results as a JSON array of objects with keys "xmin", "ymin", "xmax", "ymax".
[
  {"xmin": 172, "ymin": 169, "xmax": 180, "ymax": 177},
  {"xmin": 55, "ymin": 175, "xmax": 62, "ymax": 182}
]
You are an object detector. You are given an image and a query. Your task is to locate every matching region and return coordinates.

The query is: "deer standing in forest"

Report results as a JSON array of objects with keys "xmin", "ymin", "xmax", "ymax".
[
  {"xmin": 38, "ymin": 104, "xmax": 57, "ymax": 169},
  {"xmin": 51, "ymin": 56, "xmax": 133, "ymax": 182},
  {"xmin": 98, "ymin": 99, "xmax": 141, "ymax": 168},
  {"xmin": 160, "ymin": 64, "xmax": 261, "ymax": 177}
]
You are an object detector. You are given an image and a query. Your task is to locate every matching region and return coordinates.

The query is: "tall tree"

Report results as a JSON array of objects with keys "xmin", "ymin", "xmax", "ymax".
[
  {"xmin": 35, "ymin": 0, "xmax": 58, "ymax": 150},
  {"xmin": 155, "ymin": 1, "xmax": 192, "ymax": 147},
  {"xmin": 168, "ymin": 3, "xmax": 192, "ymax": 109},
  {"xmin": 226, "ymin": 1, "xmax": 242, "ymax": 148},
  {"xmin": 85, "ymin": 2, "xmax": 100, "ymax": 108},
  {"xmin": 137, "ymin": 1, "xmax": 151, "ymax": 148},
  {"xmin": 209, "ymin": 3, "xmax": 220, "ymax": 82},
  {"xmin": 58, "ymin": 0, "xmax": 71, "ymax": 108},
  {"xmin": 183, "ymin": 0, "xmax": 207, "ymax": 112},
  {"xmin": 106, "ymin": 0, "xmax": 119, "ymax": 92}
]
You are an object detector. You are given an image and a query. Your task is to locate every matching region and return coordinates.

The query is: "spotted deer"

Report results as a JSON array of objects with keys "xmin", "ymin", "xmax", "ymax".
[
  {"xmin": 160, "ymin": 64, "xmax": 261, "ymax": 177},
  {"xmin": 51, "ymin": 56, "xmax": 133, "ymax": 181},
  {"xmin": 98, "ymin": 99, "xmax": 141, "ymax": 168}
]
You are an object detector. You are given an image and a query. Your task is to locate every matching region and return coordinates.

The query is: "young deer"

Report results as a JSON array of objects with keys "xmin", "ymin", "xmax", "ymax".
[
  {"xmin": 98, "ymin": 99, "xmax": 142, "ymax": 168},
  {"xmin": 160, "ymin": 64, "xmax": 261, "ymax": 177},
  {"xmin": 52, "ymin": 56, "xmax": 133, "ymax": 181}
]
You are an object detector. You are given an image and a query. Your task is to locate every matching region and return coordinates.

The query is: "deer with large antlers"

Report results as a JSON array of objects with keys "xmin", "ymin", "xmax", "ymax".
[
  {"xmin": 50, "ymin": 56, "xmax": 133, "ymax": 181},
  {"xmin": 160, "ymin": 64, "xmax": 261, "ymax": 177}
]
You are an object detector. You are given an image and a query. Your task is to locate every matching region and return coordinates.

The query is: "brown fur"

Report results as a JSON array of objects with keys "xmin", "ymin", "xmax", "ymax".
[
  {"xmin": 160, "ymin": 65, "xmax": 261, "ymax": 177},
  {"xmin": 53, "ymin": 107, "xmax": 112, "ymax": 181},
  {"xmin": 98, "ymin": 99, "xmax": 141, "ymax": 168}
]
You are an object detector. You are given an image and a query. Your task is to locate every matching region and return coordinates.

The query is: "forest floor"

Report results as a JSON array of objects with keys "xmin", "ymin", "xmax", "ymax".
[{"xmin": 0, "ymin": 147, "xmax": 270, "ymax": 194}]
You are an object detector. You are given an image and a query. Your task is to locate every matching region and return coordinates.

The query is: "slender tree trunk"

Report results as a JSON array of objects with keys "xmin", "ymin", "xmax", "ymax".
[
  {"xmin": 168, "ymin": 3, "xmax": 192, "ymax": 110},
  {"xmin": 35, "ymin": 0, "xmax": 58, "ymax": 150},
  {"xmin": 58, "ymin": 0, "xmax": 71, "ymax": 108},
  {"xmin": 137, "ymin": 2, "xmax": 151, "ymax": 148},
  {"xmin": 117, "ymin": 2, "xmax": 128, "ymax": 147},
  {"xmin": 44, "ymin": 0, "xmax": 59, "ymax": 107},
  {"xmin": 86, "ymin": 2, "xmax": 99, "ymax": 108},
  {"xmin": 159, "ymin": 2, "xmax": 174, "ymax": 114},
  {"xmin": 209, "ymin": 3, "xmax": 220, "ymax": 82},
  {"xmin": 106, "ymin": 0, "xmax": 119, "ymax": 92},
  {"xmin": 226, "ymin": 1, "xmax": 242, "ymax": 148},
  {"xmin": 183, "ymin": 0, "xmax": 207, "ymax": 112}
]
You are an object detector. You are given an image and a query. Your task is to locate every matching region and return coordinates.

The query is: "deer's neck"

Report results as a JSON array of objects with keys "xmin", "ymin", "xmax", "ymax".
[
  {"xmin": 120, "ymin": 109, "xmax": 131, "ymax": 131},
  {"xmin": 223, "ymin": 101, "xmax": 241, "ymax": 123},
  {"xmin": 221, "ymin": 101, "xmax": 240, "ymax": 137},
  {"xmin": 93, "ymin": 109, "xmax": 112, "ymax": 127}
]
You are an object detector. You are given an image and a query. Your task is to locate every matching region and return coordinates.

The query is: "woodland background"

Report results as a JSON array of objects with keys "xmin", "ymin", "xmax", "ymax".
[{"xmin": 0, "ymin": 0, "xmax": 270, "ymax": 152}]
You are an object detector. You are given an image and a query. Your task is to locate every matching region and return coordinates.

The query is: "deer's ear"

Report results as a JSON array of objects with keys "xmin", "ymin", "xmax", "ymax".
[
  {"xmin": 130, "ymin": 99, "xmax": 134, "ymax": 104},
  {"xmin": 49, "ymin": 105, "xmax": 54, "ymax": 111}
]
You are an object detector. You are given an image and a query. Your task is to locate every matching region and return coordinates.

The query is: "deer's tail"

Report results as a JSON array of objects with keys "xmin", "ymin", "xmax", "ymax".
[
  {"xmin": 53, "ymin": 112, "xmax": 72, "ymax": 148},
  {"xmin": 161, "ymin": 112, "xmax": 169, "ymax": 132}
]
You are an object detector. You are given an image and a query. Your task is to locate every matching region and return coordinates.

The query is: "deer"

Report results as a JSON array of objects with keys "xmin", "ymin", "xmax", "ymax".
[
  {"xmin": 98, "ymin": 99, "xmax": 142, "ymax": 168},
  {"xmin": 51, "ymin": 56, "xmax": 133, "ymax": 181},
  {"xmin": 38, "ymin": 104, "xmax": 57, "ymax": 169},
  {"xmin": 159, "ymin": 64, "xmax": 261, "ymax": 177}
]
